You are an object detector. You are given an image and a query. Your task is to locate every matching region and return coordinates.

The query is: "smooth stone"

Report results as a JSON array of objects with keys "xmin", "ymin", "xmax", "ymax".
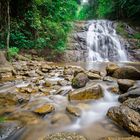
[
  {"xmin": 112, "ymin": 66, "xmax": 140, "ymax": 80},
  {"xmin": 33, "ymin": 104, "xmax": 55, "ymax": 115},
  {"xmin": 100, "ymin": 136, "xmax": 140, "ymax": 140},
  {"xmin": 87, "ymin": 72, "xmax": 101, "ymax": 80},
  {"xmin": 118, "ymin": 79, "xmax": 135, "ymax": 93},
  {"xmin": 72, "ymin": 72, "xmax": 88, "ymax": 88},
  {"xmin": 66, "ymin": 105, "xmax": 81, "ymax": 117},
  {"xmin": 69, "ymin": 84, "xmax": 103, "ymax": 101},
  {"xmin": 106, "ymin": 63, "xmax": 119, "ymax": 75}
]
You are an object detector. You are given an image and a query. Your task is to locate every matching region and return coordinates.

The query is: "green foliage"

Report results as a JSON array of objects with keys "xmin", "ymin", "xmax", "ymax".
[
  {"xmin": 7, "ymin": 47, "xmax": 19, "ymax": 59},
  {"xmin": 133, "ymin": 33, "xmax": 140, "ymax": 39}
]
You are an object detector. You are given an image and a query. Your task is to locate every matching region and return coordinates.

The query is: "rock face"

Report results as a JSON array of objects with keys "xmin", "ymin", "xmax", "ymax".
[
  {"xmin": 87, "ymin": 72, "xmax": 101, "ymax": 80},
  {"xmin": 112, "ymin": 66, "xmax": 140, "ymax": 80},
  {"xmin": 117, "ymin": 79, "xmax": 135, "ymax": 93},
  {"xmin": 72, "ymin": 72, "xmax": 88, "ymax": 88},
  {"xmin": 69, "ymin": 84, "xmax": 103, "ymax": 101},
  {"xmin": 44, "ymin": 132, "xmax": 87, "ymax": 140},
  {"xmin": 107, "ymin": 106, "xmax": 140, "ymax": 136},
  {"xmin": 118, "ymin": 88, "xmax": 140, "ymax": 103}
]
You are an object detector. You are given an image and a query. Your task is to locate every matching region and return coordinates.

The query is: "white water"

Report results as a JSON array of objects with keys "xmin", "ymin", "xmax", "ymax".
[{"xmin": 87, "ymin": 20, "xmax": 128, "ymax": 62}]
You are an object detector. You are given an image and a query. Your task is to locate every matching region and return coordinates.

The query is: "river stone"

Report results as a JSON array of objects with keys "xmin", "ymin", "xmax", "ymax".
[
  {"xmin": 117, "ymin": 79, "xmax": 135, "ymax": 93},
  {"xmin": 100, "ymin": 136, "xmax": 140, "ymax": 140},
  {"xmin": 106, "ymin": 63, "xmax": 119, "ymax": 75},
  {"xmin": 107, "ymin": 106, "xmax": 140, "ymax": 136},
  {"xmin": 66, "ymin": 105, "xmax": 81, "ymax": 117},
  {"xmin": 44, "ymin": 132, "xmax": 87, "ymax": 140},
  {"xmin": 112, "ymin": 66, "xmax": 140, "ymax": 80},
  {"xmin": 118, "ymin": 88, "xmax": 140, "ymax": 103},
  {"xmin": 69, "ymin": 84, "xmax": 103, "ymax": 101},
  {"xmin": 72, "ymin": 72, "xmax": 88, "ymax": 88},
  {"xmin": 123, "ymin": 97, "xmax": 140, "ymax": 113},
  {"xmin": 86, "ymin": 72, "xmax": 101, "ymax": 80},
  {"xmin": 33, "ymin": 104, "xmax": 55, "ymax": 115}
]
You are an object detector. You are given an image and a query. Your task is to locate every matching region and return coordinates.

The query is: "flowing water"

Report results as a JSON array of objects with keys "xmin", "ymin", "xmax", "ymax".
[{"xmin": 86, "ymin": 20, "xmax": 128, "ymax": 62}]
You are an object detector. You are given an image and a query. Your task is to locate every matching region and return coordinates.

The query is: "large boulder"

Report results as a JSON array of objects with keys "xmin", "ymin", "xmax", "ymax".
[
  {"xmin": 106, "ymin": 63, "xmax": 119, "ymax": 75},
  {"xmin": 107, "ymin": 106, "xmax": 140, "ymax": 136},
  {"xmin": 69, "ymin": 84, "xmax": 103, "ymax": 101},
  {"xmin": 72, "ymin": 72, "xmax": 88, "ymax": 88},
  {"xmin": 118, "ymin": 88, "xmax": 140, "ymax": 103},
  {"xmin": 117, "ymin": 79, "xmax": 135, "ymax": 93},
  {"xmin": 123, "ymin": 97, "xmax": 140, "ymax": 113},
  {"xmin": 112, "ymin": 66, "xmax": 140, "ymax": 80}
]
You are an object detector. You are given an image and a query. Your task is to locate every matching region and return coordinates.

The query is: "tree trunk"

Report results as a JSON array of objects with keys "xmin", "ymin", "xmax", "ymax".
[{"xmin": 6, "ymin": 1, "xmax": 10, "ymax": 51}]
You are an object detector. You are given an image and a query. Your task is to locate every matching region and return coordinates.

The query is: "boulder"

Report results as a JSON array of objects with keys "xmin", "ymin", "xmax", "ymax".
[
  {"xmin": 123, "ymin": 97, "xmax": 140, "ymax": 113},
  {"xmin": 72, "ymin": 72, "xmax": 88, "ymax": 88},
  {"xmin": 117, "ymin": 79, "xmax": 135, "ymax": 93},
  {"xmin": 66, "ymin": 105, "xmax": 81, "ymax": 117},
  {"xmin": 118, "ymin": 88, "xmax": 140, "ymax": 103},
  {"xmin": 87, "ymin": 72, "xmax": 101, "ymax": 80},
  {"xmin": 69, "ymin": 84, "xmax": 103, "ymax": 101},
  {"xmin": 107, "ymin": 106, "xmax": 140, "ymax": 136},
  {"xmin": 44, "ymin": 132, "xmax": 87, "ymax": 140},
  {"xmin": 33, "ymin": 104, "xmax": 55, "ymax": 115},
  {"xmin": 112, "ymin": 66, "xmax": 140, "ymax": 80},
  {"xmin": 106, "ymin": 63, "xmax": 119, "ymax": 75}
]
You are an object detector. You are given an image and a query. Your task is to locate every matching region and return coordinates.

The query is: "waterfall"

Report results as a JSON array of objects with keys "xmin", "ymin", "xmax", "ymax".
[{"xmin": 86, "ymin": 20, "xmax": 128, "ymax": 62}]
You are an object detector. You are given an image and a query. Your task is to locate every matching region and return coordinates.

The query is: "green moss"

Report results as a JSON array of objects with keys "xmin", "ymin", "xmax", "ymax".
[{"xmin": 0, "ymin": 117, "xmax": 5, "ymax": 123}]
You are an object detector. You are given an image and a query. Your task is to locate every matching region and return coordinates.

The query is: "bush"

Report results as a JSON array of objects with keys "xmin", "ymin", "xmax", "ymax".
[{"xmin": 7, "ymin": 47, "xmax": 19, "ymax": 60}]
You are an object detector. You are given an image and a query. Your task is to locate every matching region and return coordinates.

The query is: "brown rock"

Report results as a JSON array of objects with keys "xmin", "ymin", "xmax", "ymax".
[
  {"xmin": 106, "ymin": 63, "xmax": 119, "ymax": 75},
  {"xmin": 100, "ymin": 136, "xmax": 140, "ymax": 140},
  {"xmin": 118, "ymin": 79, "xmax": 135, "ymax": 93},
  {"xmin": 87, "ymin": 72, "xmax": 101, "ymax": 80},
  {"xmin": 33, "ymin": 104, "xmax": 55, "ymax": 115},
  {"xmin": 107, "ymin": 106, "xmax": 140, "ymax": 136},
  {"xmin": 66, "ymin": 105, "xmax": 81, "ymax": 117},
  {"xmin": 112, "ymin": 66, "xmax": 140, "ymax": 80},
  {"xmin": 69, "ymin": 84, "xmax": 103, "ymax": 101},
  {"xmin": 72, "ymin": 72, "xmax": 88, "ymax": 88}
]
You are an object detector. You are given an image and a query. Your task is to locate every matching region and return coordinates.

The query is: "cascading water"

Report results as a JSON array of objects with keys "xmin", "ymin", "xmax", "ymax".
[{"xmin": 87, "ymin": 20, "xmax": 128, "ymax": 62}]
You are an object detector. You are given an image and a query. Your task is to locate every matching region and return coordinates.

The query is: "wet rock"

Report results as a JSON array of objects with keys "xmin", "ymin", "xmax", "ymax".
[
  {"xmin": 106, "ymin": 63, "xmax": 119, "ymax": 75},
  {"xmin": 66, "ymin": 105, "xmax": 81, "ymax": 117},
  {"xmin": 103, "ymin": 76, "xmax": 116, "ymax": 82},
  {"xmin": 33, "ymin": 104, "xmax": 55, "ymax": 115},
  {"xmin": 112, "ymin": 66, "xmax": 140, "ymax": 80},
  {"xmin": 57, "ymin": 80, "xmax": 68, "ymax": 86},
  {"xmin": 87, "ymin": 72, "xmax": 101, "ymax": 80},
  {"xmin": 118, "ymin": 88, "xmax": 140, "ymax": 103},
  {"xmin": 0, "ymin": 121, "xmax": 21, "ymax": 140},
  {"xmin": 69, "ymin": 84, "xmax": 103, "ymax": 101},
  {"xmin": 107, "ymin": 106, "xmax": 140, "ymax": 136},
  {"xmin": 72, "ymin": 72, "xmax": 88, "ymax": 88},
  {"xmin": 44, "ymin": 132, "xmax": 87, "ymax": 140},
  {"xmin": 41, "ymin": 64, "xmax": 52, "ymax": 72},
  {"xmin": 118, "ymin": 79, "xmax": 135, "ymax": 93},
  {"xmin": 51, "ymin": 113, "xmax": 71, "ymax": 126},
  {"xmin": 123, "ymin": 97, "xmax": 140, "ymax": 113},
  {"xmin": 100, "ymin": 136, "xmax": 140, "ymax": 140},
  {"xmin": 0, "ymin": 72, "xmax": 13, "ymax": 82},
  {"xmin": 17, "ymin": 86, "xmax": 38, "ymax": 94},
  {"xmin": 7, "ymin": 111, "xmax": 40, "ymax": 125},
  {"xmin": 0, "ymin": 92, "xmax": 19, "ymax": 106}
]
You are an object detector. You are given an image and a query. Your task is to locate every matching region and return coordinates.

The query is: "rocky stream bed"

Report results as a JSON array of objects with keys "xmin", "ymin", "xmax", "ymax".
[{"xmin": 0, "ymin": 52, "xmax": 140, "ymax": 140}]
